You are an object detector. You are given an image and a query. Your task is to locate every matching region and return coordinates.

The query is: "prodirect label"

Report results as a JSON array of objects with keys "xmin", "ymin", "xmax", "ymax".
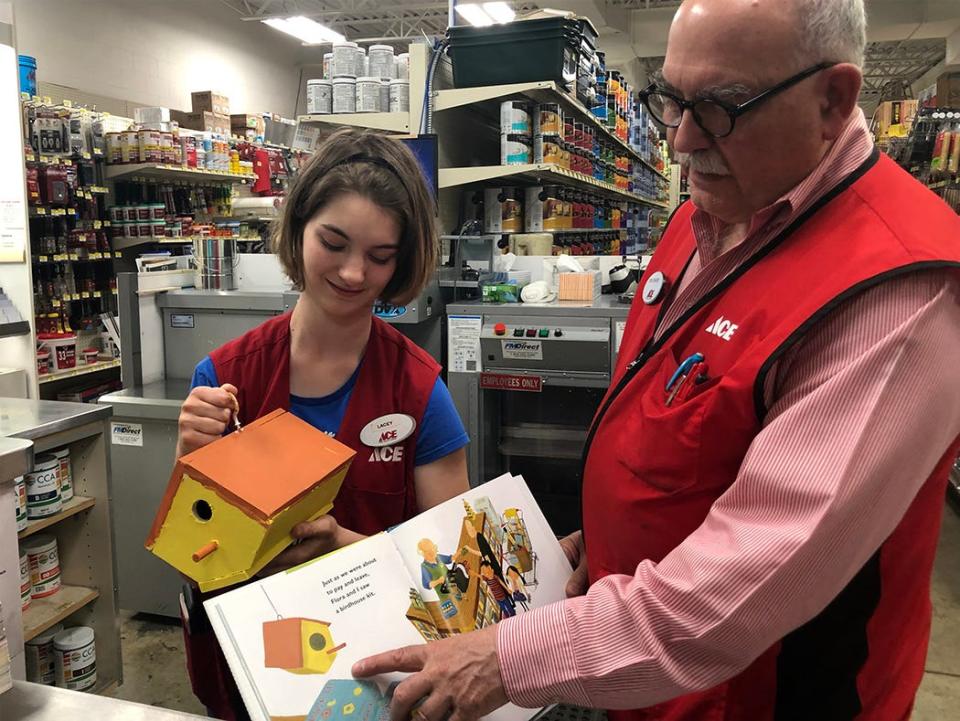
[{"xmin": 501, "ymin": 340, "xmax": 543, "ymax": 361}]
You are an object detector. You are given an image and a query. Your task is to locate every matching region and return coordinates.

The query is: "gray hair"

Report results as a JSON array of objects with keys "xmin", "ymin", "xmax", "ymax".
[{"xmin": 795, "ymin": 0, "xmax": 867, "ymax": 68}]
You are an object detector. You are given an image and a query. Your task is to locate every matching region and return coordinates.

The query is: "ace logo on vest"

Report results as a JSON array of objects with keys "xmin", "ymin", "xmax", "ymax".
[
  {"xmin": 360, "ymin": 414, "xmax": 416, "ymax": 463},
  {"xmin": 706, "ymin": 316, "xmax": 739, "ymax": 341}
]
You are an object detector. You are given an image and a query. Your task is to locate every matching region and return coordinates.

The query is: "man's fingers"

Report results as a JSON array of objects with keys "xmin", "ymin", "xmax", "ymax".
[
  {"xmin": 565, "ymin": 560, "xmax": 589, "ymax": 598},
  {"xmin": 353, "ymin": 645, "xmax": 427, "ymax": 677},
  {"xmin": 388, "ymin": 675, "xmax": 434, "ymax": 721}
]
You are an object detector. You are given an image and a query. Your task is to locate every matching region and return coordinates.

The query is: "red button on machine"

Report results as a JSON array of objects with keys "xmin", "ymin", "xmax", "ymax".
[{"xmin": 494, "ymin": 323, "xmax": 507, "ymax": 336}]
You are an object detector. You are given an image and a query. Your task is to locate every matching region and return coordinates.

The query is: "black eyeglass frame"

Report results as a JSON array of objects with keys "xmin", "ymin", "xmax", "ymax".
[{"xmin": 640, "ymin": 62, "xmax": 839, "ymax": 139}]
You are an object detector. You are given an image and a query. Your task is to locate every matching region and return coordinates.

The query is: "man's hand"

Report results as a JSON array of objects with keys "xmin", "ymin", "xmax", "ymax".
[
  {"xmin": 559, "ymin": 530, "xmax": 588, "ymax": 598},
  {"xmin": 261, "ymin": 516, "xmax": 362, "ymax": 575},
  {"xmin": 353, "ymin": 626, "xmax": 507, "ymax": 721}
]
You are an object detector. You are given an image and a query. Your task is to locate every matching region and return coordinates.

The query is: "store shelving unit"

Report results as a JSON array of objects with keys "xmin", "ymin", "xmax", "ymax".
[
  {"xmin": 439, "ymin": 163, "xmax": 668, "ymax": 207},
  {"xmin": 297, "ymin": 112, "xmax": 410, "ymax": 134},
  {"xmin": 3, "ymin": 400, "xmax": 122, "ymax": 692},
  {"xmin": 434, "ymin": 80, "xmax": 670, "ymax": 181},
  {"xmin": 103, "ymin": 163, "xmax": 250, "ymax": 183},
  {"xmin": 0, "ymin": 321, "xmax": 30, "ymax": 338},
  {"xmin": 38, "ymin": 359, "xmax": 121, "ymax": 385}
]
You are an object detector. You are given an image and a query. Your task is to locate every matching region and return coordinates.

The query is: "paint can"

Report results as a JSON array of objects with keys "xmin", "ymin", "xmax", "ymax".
[
  {"xmin": 500, "ymin": 100, "xmax": 531, "ymax": 135},
  {"xmin": 25, "ymin": 623, "xmax": 63, "ymax": 685},
  {"xmin": 23, "ymin": 533, "xmax": 61, "ymax": 598},
  {"xmin": 51, "ymin": 447, "xmax": 73, "ymax": 502},
  {"xmin": 380, "ymin": 80, "xmax": 390, "ymax": 115},
  {"xmin": 332, "ymin": 42, "xmax": 360, "ymax": 78},
  {"xmin": 54, "ymin": 626, "xmax": 97, "ymax": 691},
  {"xmin": 19, "ymin": 547, "xmax": 31, "ymax": 610},
  {"xmin": 368, "ymin": 44, "xmax": 395, "ymax": 79},
  {"xmin": 332, "ymin": 78, "xmax": 357, "ymax": 114},
  {"xmin": 25, "ymin": 453, "xmax": 61, "ymax": 519},
  {"xmin": 14, "ymin": 475, "xmax": 27, "ymax": 531},
  {"xmin": 388, "ymin": 80, "xmax": 409, "ymax": 113},
  {"xmin": 500, "ymin": 134, "xmax": 532, "ymax": 165},
  {"xmin": 307, "ymin": 79, "xmax": 333, "ymax": 115},
  {"xmin": 355, "ymin": 76, "xmax": 382, "ymax": 113}
]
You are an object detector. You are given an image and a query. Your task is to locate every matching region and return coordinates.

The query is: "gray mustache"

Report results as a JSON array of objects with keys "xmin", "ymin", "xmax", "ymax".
[{"xmin": 677, "ymin": 151, "xmax": 731, "ymax": 176}]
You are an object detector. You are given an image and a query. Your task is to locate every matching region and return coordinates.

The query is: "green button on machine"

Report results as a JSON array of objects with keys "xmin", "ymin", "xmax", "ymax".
[{"xmin": 538, "ymin": 328, "xmax": 550, "ymax": 338}]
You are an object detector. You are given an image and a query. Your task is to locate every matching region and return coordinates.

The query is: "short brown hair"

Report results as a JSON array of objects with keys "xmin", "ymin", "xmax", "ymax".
[{"xmin": 274, "ymin": 128, "xmax": 437, "ymax": 305}]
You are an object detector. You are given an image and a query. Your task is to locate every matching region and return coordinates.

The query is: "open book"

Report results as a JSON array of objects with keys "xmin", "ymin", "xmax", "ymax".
[{"xmin": 205, "ymin": 473, "xmax": 572, "ymax": 721}]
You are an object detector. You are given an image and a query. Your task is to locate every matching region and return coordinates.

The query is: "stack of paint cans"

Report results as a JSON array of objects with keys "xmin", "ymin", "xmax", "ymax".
[{"xmin": 500, "ymin": 100, "xmax": 532, "ymax": 166}]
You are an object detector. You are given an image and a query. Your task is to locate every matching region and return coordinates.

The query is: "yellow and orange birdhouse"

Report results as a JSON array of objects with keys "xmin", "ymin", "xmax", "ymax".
[
  {"xmin": 145, "ymin": 409, "xmax": 355, "ymax": 592},
  {"xmin": 262, "ymin": 617, "xmax": 346, "ymax": 674}
]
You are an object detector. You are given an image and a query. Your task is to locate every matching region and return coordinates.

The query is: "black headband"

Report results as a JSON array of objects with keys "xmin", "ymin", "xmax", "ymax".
[{"xmin": 337, "ymin": 153, "xmax": 409, "ymax": 194}]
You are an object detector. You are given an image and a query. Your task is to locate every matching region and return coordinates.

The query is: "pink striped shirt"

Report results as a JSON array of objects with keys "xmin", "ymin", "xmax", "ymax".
[{"xmin": 496, "ymin": 110, "xmax": 960, "ymax": 709}]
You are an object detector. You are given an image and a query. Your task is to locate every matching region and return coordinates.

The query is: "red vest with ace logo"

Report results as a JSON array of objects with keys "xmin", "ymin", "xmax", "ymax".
[
  {"xmin": 583, "ymin": 152, "xmax": 960, "ymax": 721},
  {"xmin": 187, "ymin": 313, "xmax": 439, "ymax": 721},
  {"xmin": 210, "ymin": 312, "xmax": 440, "ymax": 535}
]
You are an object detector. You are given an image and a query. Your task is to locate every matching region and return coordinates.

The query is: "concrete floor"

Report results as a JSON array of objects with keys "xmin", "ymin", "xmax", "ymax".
[{"xmin": 108, "ymin": 505, "xmax": 960, "ymax": 719}]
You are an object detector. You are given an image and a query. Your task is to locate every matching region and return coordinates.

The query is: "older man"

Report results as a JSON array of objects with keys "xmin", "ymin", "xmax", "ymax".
[{"xmin": 356, "ymin": 1, "xmax": 960, "ymax": 719}]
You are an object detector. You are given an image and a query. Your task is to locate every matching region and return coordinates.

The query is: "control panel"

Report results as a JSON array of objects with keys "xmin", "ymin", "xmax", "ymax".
[{"xmin": 480, "ymin": 316, "xmax": 611, "ymax": 374}]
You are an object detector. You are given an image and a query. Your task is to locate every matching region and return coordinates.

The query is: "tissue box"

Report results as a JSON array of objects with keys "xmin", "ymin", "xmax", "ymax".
[{"xmin": 558, "ymin": 271, "xmax": 602, "ymax": 301}]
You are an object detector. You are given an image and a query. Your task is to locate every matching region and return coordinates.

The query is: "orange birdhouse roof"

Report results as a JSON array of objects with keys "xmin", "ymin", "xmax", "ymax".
[{"xmin": 146, "ymin": 409, "xmax": 355, "ymax": 544}]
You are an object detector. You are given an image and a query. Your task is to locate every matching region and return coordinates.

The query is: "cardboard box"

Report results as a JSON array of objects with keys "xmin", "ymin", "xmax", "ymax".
[
  {"xmin": 558, "ymin": 270, "xmax": 602, "ymax": 301},
  {"xmin": 936, "ymin": 73, "xmax": 960, "ymax": 109},
  {"xmin": 231, "ymin": 113, "xmax": 266, "ymax": 140},
  {"xmin": 191, "ymin": 90, "xmax": 230, "ymax": 116},
  {"xmin": 134, "ymin": 106, "xmax": 171, "ymax": 127},
  {"xmin": 876, "ymin": 99, "xmax": 918, "ymax": 139},
  {"xmin": 180, "ymin": 111, "xmax": 231, "ymax": 136}
]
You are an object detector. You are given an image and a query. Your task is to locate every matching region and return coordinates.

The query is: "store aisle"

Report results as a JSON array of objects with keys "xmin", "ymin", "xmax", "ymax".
[{"xmin": 111, "ymin": 505, "xmax": 960, "ymax": 719}]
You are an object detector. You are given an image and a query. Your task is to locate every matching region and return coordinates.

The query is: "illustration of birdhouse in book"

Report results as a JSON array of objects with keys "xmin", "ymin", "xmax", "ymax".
[{"xmin": 145, "ymin": 408, "xmax": 356, "ymax": 592}]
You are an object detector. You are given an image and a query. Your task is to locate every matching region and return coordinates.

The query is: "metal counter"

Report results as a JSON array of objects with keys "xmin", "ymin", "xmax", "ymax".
[
  {"xmin": 0, "ymin": 436, "xmax": 33, "ymax": 483},
  {"xmin": 0, "ymin": 398, "xmax": 111, "ymax": 440},
  {"xmin": 98, "ymin": 381, "xmax": 191, "ymax": 617},
  {"xmin": 446, "ymin": 297, "xmax": 631, "ymax": 535},
  {"xmin": 0, "ymin": 681, "xmax": 206, "ymax": 720}
]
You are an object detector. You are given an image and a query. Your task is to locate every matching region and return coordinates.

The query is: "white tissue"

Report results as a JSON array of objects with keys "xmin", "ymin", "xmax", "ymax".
[
  {"xmin": 494, "ymin": 252, "xmax": 517, "ymax": 272},
  {"xmin": 556, "ymin": 254, "xmax": 585, "ymax": 273},
  {"xmin": 521, "ymin": 280, "xmax": 557, "ymax": 303}
]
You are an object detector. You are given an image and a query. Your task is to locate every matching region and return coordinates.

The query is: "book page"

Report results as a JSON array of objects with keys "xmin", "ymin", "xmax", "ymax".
[
  {"xmin": 389, "ymin": 473, "xmax": 572, "ymax": 638},
  {"xmin": 206, "ymin": 532, "xmax": 430, "ymax": 721}
]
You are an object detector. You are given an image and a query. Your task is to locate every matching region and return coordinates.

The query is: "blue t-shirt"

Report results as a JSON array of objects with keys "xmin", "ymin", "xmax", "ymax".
[{"xmin": 190, "ymin": 356, "xmax": 468, "ymax": 467}]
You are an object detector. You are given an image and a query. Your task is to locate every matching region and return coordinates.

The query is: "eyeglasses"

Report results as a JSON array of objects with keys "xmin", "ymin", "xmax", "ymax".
[{"xmin": 639, "ymin": 62, "xmax": 837, "ymax": 139}]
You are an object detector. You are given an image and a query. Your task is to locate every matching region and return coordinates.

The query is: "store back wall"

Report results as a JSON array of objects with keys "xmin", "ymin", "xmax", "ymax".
[{"xmin": 12, "ymin": 0, "xmax": 302, "ymax": 117}]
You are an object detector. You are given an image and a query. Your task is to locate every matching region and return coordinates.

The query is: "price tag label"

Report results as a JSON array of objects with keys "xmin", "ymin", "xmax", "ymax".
[
  {"xmin": 93, "ymin": 220, "xmax": 102, "ymax": 229},
  {"xmin": 94, "ymin": 148, "xmax": 104, "ymax": 156},
  {"xmin": 103, "ymin": 220, "xmax": 111, "ymax": 227},
  {"xmin": 54, "ymin": 254, "xmax": 67, "ymax": 261},
  {"xmin": 92, "ymin": 290, "xmax": 102, "ymax": 298},
  {"xmin": 90, "ymin": 252, "xmax": 102, "ymax": 259},
  {"xmin": 35, "ymin": 207, "xmax": 46, "ymax": 215},
  {"xmin": 69, "ymin": 254, "xmax": 79, "ymax": 261},
  {"xmin": 52, "ymin": 208, "xmax": 65, "ymax": 216},
  {"xmin": 40, "ymin": 156, "xmax": 54, "ymax": 164},
  {"xmin": 63, "ymin": 99, "xmax": 73, "ymax": 108},
  {"xmin": 52, "ymin": 299, "xmax": 61, "ymax": 307},
  {"xmin": 82, "ymin": 152, "xmax": 91, "ymax": 160},
  {"xmin": 38, "ymin": 255, "xmax": 49, "ymax": 262},
  {"xmin": 25, "ymin": 152, "xmax": 35, "ymax": 162},
  {"xmin": 42, "ymin": 96, "xmax": 52, "ymax": 105},
  {"xmin": 81, "ymin": 292, "xmax": 90, "ymax": 299},
  {"xmin": 63, "ymin": 159, "xmax": 72, "ymax": 166}
]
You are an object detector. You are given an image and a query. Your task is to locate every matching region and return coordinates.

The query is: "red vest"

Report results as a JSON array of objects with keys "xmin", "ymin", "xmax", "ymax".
[
  {"xmin": 189, "ymin": 313, "xmax": 440, "ymax": 720},
  {"xmin": 582, "ymin": 151, "xmax": 960, "ymax": 721},
  {"xmin": 209, "ymin": 312, "xmax": 440, "ymax": 535}
]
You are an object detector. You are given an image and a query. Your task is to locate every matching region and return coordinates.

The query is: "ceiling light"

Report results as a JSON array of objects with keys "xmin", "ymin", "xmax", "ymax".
[
  {"xmin": 262, "ymin": 16, "xmax": 345, "ymax": 45},
  {"xmin": 482, "ymin": 2, "xmax": 516, "ymax": 23},
  {"xmin": 455, "ymin": 4, "xmax": 495, "ymax": 27}
]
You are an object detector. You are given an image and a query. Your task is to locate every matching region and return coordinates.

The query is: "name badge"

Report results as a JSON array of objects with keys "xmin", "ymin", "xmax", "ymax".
[
  {"xmin": 360, "ymin": 414, "xmax": 416, "ymax": 447},
  {"xmin": 642, "ymin": 271, "xmax": 667, "ymax": 305}
]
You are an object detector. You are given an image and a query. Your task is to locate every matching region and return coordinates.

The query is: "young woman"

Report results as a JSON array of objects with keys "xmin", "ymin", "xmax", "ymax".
[{"xmin": 176, "ymin": 128, "xmax": 470, "ymax": 719}]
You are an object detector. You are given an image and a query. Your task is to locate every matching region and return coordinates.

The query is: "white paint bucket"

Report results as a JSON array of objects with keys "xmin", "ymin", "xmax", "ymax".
[
  {"xmin": 14, "ymin": 475, "xmax": 27, "ymax": 530},
  {"xmin": 380, "ymin": 80, "xmax": 391, "ymax": 114},
  {"xmin": 396, "ymin": 52, "xmax": 410, "ymax": 80},
  {"xmin": 52, "ymin": 447, "xmax": 72, "ymax": 502},
  {"xmin": 501, "ymin": 133, "xmax": 532, "ymax": 165},
  {"xmin": 332, "ymin": 42, "xmax": 360, "ymax": 78},
  {"xmin": 25, "ymin": 453, "xmax": 61, "ymax": 519},
  {"xmin": 25, "ymin": 623, "xmax": 63, "ymax": 685},
  {"xmin": 389, "ymin": 80, "xmax": 410, "ymax": 113},
  {"xmin": 23, "ymin": 533, "xmax": 61, "ymax": 599},
  {"xmin": 368, "ymin": 44, "xmax": 395, "ymax": 79},
  {"xmin": 332, "ymin": 77, "xmax": 357, "ymax": 114},
  {"xmin": 307, "ymin": 79, "xmax": 333, "ymax": 115},
  {"xmin": 19, "ymin": 547, "xmax": 31, "ymax": 611},
  {"xmin": 356, "ymin": 76, "xmax": 382, "ymax": 113},
  {"xmin": 501, "ymin": 101, "xmax": 531, "ymax": 134},
  {"xmin": 54, "ymin": 626, "xmax": 97, "ymax": 691}
]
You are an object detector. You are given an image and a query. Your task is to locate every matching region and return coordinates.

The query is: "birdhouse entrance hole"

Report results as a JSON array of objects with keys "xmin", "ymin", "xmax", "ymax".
[
  {"xmin": 309, "ymin": 633, "xmax": 326, "ymax": 651},
  {"xmin": 193, "ymin": 499, "xmax": 213, "ymax": 522}
]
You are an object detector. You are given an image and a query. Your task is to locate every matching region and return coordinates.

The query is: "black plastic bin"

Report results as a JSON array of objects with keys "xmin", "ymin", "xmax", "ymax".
[{"xmin": 448, "ymin": 17, "xmax": 588, "ymax": 90}]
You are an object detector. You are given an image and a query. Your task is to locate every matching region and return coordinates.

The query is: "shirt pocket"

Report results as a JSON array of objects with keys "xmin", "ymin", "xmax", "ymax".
[{"xmin": 614, "ymin": 348, "xmax": 722, "ymax": 495}]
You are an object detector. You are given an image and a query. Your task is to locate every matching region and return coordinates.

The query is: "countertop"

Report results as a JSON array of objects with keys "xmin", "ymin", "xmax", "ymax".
[
  {"xmin": 0, "ymin": 436, "xmax": 32, "ymax": 485},
  {"xmin": 447, "ymin": 294, "xmax": 632, "ymax": 318},
  {"xmin": 98, "ymin": 380, "xmax": 191, "ymax": 420},
  {"xmin": 0, "ymin": 681, "xmax": 207, "ymax": 720},
  {"xmin": 0, "ymin": 398, "xmax": 111, "ymax": 441}
]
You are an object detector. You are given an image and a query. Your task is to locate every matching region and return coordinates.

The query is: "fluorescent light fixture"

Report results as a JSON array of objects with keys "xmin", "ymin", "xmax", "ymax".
[
  {"xmin": 262, "ymin": 16, "xmax": 345, "ymax": 44},
  {"xmin": 482, "ymin": 2, "xmax": 516, "ymax": 23},
  {"xmin": 455, "ymin": 4, "xmax": 494, "ymax": 26}
]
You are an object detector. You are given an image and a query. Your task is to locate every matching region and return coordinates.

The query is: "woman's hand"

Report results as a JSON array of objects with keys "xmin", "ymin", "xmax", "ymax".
[
  {"xmin": 261, "ymin": 516, "xmax": 366, "ymax": 575},
  {"xmin": 177, "ymin": 383, "xmax": 239, "ymax": 457}
]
